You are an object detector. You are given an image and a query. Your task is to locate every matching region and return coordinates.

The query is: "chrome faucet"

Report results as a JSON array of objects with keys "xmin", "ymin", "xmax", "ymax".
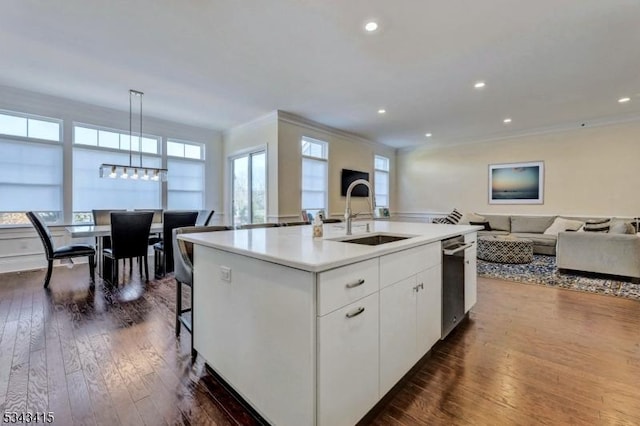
[{"xmin": 344, "ymin": 179, "xmax": 373, "ymax": 235}]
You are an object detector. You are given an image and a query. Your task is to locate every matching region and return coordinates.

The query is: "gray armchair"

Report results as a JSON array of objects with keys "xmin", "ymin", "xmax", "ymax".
[{"xmin": 173, "ymin": 225, "xmax": 231, "ymax": 359}]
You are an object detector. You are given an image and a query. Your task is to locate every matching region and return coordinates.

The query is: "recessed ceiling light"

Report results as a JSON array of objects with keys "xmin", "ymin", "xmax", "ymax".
[
  {"xmin": 364, "ymin": 21, "xmax": 378, "ymax": 32},
  {"xmin": 503, "ymin": 118, "xmax": 512, "ymax": 124},
  {"xmin": 425, "ymin": 133, "xmax": 432, "ymax": 137},
  {"xmin": 378, "ymin": 109, "xmax": 386, "ymax": 114},
  {"xmin": 474, "ymin": 81, "xmax": 486, "ymax": 89},
  {"xmin": 618, "ymin": 97, "xmax": 631, "ymax": 103}
]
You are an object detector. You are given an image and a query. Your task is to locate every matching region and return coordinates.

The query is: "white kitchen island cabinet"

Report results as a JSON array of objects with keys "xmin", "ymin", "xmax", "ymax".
[{"xmin": 181, "ymin": 222, "xmax": 480, "ymax": 426}]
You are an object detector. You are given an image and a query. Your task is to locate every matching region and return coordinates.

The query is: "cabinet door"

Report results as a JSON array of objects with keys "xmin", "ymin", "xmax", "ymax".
[
  {"xmin": 416, "ymin": 264, "xmax": 442, "ymax": 357},
  {"xmin": 379, "ymin": 275, "xmax": 417, "ymax": 396},
  {"xmin": 464, "ymin": 233, "xmax": 477, "ymax": 312},
  {"xmin": 317, "ymin": 293, "xmax": 379, "ymax": 426}
]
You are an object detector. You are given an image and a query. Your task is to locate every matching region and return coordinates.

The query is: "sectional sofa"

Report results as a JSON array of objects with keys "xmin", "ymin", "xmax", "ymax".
[
  {"xmin": 460, "ymin": 214, "xmax": 640, "ymax": 281},
  {"xmin": 473, "ymin": 214, "xmax": 558, "ymax": 255}
]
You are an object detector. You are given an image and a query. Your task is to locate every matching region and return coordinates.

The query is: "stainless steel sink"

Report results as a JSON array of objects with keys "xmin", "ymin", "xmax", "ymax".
[{"xmin": 338, "ymin": 234, "xmax": 412, "ymax": 246}]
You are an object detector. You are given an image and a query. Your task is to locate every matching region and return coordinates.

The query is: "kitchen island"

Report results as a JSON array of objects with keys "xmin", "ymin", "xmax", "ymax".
[{"xmin": 179, "ymin": 221, "xmax": 480, "ymax": 426}]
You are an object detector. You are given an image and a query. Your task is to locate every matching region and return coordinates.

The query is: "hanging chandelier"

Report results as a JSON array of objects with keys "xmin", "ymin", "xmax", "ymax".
[{"xmin": 99, "ymin": 89, "xmax": 168, "ymax": 181}]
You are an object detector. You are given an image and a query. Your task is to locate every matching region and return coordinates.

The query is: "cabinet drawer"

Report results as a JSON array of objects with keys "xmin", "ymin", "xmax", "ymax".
[
  {"xmin": 380, "ymin": 242, "xmax": 441, "ymax": 289},
  {"xmin": 318, "ymin": 258, "xmax": 379, "ymax": 316}
]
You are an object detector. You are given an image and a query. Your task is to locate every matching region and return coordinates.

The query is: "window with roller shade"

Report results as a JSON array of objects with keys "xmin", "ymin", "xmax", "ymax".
[
  {"xmin": 167, "ymin": 139, "xmax": 205, "ymax": 210},
  {"xmin": 301, "ymin": 137, "xmax": 328, "ymax": 218},
  {"xmin": 72, "ymin": 124, "xmax": 161, "ymax": 223},
  {"xmin": 374, "ymin": 155, "xmax": 389, "ymax": 207},
  {"xmin": 0, "ymin": 111, "xmax": 63, "ymax": 225}
]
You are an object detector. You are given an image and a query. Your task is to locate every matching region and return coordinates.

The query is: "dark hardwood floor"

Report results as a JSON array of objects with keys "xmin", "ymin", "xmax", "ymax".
[{"xmin": 0, "ymin": 264, "xmax": 638, "ymax": 425}]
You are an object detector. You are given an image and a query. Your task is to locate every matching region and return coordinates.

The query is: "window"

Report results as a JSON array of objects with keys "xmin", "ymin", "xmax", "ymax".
[
  {"xmin": 72, "ymin": 124, "xmax": 161, "ymax": 223},
  {"xmin": 167, "ymin": 139, "xmax": 205, "ymax": 210},
  {"xmin": 231, "ymin": 150, "xmax": 266, "ymax": 226},
  {"xmin": 74, "ymin": 125, "xmax": 159, "ymax": 154},
  {"xmin": 374, "ymin": 155, "xmax": 390, "ymax": 207},
  {"xmin": 301, "ymin": 137, "xmax": 328, "ymax": 217},
  {"xmin": 0, "ymin": 111, "xmax": 63, "ymax": 225}
]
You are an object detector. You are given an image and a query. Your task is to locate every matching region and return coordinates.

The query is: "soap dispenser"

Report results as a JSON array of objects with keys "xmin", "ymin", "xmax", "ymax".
[{"xmin": 313, "ymin": 214, "xmax": 323, "ymax": 238}]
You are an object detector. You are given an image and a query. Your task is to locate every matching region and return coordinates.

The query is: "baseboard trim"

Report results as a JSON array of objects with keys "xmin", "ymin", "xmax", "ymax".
[{"xmin": 0, "ymin": 255, "xmax": 88, "ymax": 275}]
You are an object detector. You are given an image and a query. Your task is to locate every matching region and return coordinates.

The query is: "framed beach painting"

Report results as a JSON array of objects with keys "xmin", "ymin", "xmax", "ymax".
[{"xmin": 488, "ymin": 161, "xmax": 544, "ymax": 204}]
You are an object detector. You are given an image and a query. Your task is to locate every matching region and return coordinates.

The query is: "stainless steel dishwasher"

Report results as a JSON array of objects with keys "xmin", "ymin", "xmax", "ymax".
[{"xmin": 441, "ymin": 236, "xmax": 474, "ymax": 338}]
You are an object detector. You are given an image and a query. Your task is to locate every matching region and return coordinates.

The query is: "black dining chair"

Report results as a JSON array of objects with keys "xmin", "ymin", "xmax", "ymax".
[
  {"xmin": 134, "ymin": 208, "xmax": 163, "ymax": 245},
  {"xmin": 174, "ymin": 225, "xmax": 231, "ymax": 359},
  {"xmin": 103, "ymin": 211, "xmax": 154, "ymax": 286},
  {"xmin": 92, "ymin": 209, "xmax": 126, "ymax": 247},
  {"xmin": 26, "ymin": 211, "xmax": 96, "ymax": 288},
  {"xmin": 196, "ymin": 210, "xmax": 215, "ymax": 226},
  {"xmin": 153, "ymin": 211, "xmax": 199, "ymax": 277}
]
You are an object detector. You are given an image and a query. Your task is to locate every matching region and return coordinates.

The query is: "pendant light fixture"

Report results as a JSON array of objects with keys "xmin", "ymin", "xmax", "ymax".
[{"xmin": 99, "ymin": 89, "xmax": 168, "ymax": 181}]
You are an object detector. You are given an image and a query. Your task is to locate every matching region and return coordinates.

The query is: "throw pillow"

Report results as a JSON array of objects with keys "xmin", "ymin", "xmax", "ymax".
[
  {"xmin": 609, "ymin": 220, "xmax": 635, "ymax": 234},
  {"xmin": 432, "ymin": 217, "xmax": 449, "ymax": 224},
  {"xmin": 470, "ymin": 221, "xmax": 492, "ymax": 231},
  {"xmin": 583, "ymin": 218, "xmax": 610, "ymax": 232},
  {"xmin": 459, "ymin": 212, "xmax": 485, "ymax": 225},
  {"xmin": 543, "ymin": 217, "xmax": 585, "ymax": 236},
  {"xmin": 443, "ymin": 208, "xmax": 463, "ymax": 224}
]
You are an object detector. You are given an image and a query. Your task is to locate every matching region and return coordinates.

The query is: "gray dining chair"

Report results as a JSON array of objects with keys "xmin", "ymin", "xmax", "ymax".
[
  {"xmin": 236, "ymin": 222, "xmax": 281, "ymax": 229},
  {"xmin": 173, "ymin": 225, "xmax": 232, "ymax": 359}
]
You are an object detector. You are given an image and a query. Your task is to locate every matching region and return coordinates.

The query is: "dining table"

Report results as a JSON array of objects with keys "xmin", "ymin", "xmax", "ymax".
[{"xmin": 65, "ymin": 223, "xmax": 164, "ymax": 277}]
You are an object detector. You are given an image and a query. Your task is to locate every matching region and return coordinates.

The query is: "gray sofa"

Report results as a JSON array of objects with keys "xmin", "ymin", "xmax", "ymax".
[
  {"xmin": 475, "ymin": 214, "xmax": 559, "ymax": 255},
  {"xmin": 557, "ymin": 232, "xmax": 640, "ymax": 281},
  {"xmin": 466, "ymin": 213, "xmax": 640, "ymax": 280}
]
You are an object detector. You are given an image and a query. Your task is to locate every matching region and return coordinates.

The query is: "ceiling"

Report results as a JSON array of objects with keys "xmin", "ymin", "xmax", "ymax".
[{"xmin": 1, "ymin": 0, "xmax": 639, "ymax": 148}]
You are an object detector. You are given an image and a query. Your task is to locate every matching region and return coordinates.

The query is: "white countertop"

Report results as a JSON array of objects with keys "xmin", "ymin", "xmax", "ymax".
[{"xmin": 179, "ymin": 221, "xmax": 481, "ymax": 272}]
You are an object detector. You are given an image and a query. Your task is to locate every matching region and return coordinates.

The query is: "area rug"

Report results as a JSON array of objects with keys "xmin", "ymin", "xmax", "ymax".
[{"xmin": 477, "ymin": 255, "xmax": 640, "ymax": 301}]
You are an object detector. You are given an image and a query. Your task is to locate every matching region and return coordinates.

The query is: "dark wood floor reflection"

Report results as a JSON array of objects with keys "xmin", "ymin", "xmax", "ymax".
[{"xmin": 0, "ymin": 265, "xmax": 639, "ymax": 425}]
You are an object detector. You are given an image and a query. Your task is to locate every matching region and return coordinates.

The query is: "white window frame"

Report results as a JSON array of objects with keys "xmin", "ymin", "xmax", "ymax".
[
  {"xmin": 301, "ymin": 136, "xmax": 329, "ymax": 216},
  {"xmin": 374, "ymin": 154, "xmax": 390, "ymax": 208},
  {"xmin": 229, "ymin": 146, "xmax": 268, "ymax": 225}
]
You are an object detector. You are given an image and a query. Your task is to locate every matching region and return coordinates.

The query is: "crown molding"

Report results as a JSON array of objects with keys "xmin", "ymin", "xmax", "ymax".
[
  {"xmin": 276, "ymin": 110, "xmax": 393, "ymax": 152},
  {"xmin": 222, "ymin": 110, "xmax": 278, "ymax": 137},
  {"xmin": 399, "ymin": 113, "xmax": 640, "ymax": 154}
]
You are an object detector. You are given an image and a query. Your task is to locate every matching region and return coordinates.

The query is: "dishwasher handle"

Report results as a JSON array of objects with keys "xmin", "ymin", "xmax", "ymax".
[{"xmin": 442, "ymin": 242, "xmax": 474, "ymax": 256}]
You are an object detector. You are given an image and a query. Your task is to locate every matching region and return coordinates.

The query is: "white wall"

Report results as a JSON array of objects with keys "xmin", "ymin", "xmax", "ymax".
[
  {"xmin": 0, "ymin": 85, "xmax": 224, "ymax": 273},
  {"xmin": 221, "ymin": 111, "xmax": 397, "ymax": 223},
  {"xmin": 396, "ymin": 119, "xmax": 640, "ymax": 219},
  {"xmin": 222, "ymin": 112, "xmax": 279, "ymax": 223},
  {"xmin": 277, "ymin": 112, "xmax": 396, "ymax": 220}
]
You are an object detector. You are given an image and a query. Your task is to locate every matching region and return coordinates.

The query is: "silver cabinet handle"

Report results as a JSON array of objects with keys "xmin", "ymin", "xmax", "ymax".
[
  {"xmin": 345, "ymin": 278, "xmax": 365, "ymax": 289},
  {"xmin": 345, "ymin": 307, "xmax": 365, "ymax": 318},
  {"xmin": 443, "ymin": 242, "xmax": 473, "ymax": 255},
  {"xmin": 419, "ymin": 283, "xmax": 424, "ymax": 290}
]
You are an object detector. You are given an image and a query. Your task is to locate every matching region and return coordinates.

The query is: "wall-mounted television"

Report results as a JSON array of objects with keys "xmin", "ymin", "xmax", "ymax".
[{"xmin": 341, "ymin": 169, "xmax": 370, "ymax": 197}]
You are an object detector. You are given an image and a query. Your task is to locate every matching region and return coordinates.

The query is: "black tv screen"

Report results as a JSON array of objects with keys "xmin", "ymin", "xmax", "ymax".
[{"xmin": 341, "ymin": 169, "xmax": 370, "ymax": 197}]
